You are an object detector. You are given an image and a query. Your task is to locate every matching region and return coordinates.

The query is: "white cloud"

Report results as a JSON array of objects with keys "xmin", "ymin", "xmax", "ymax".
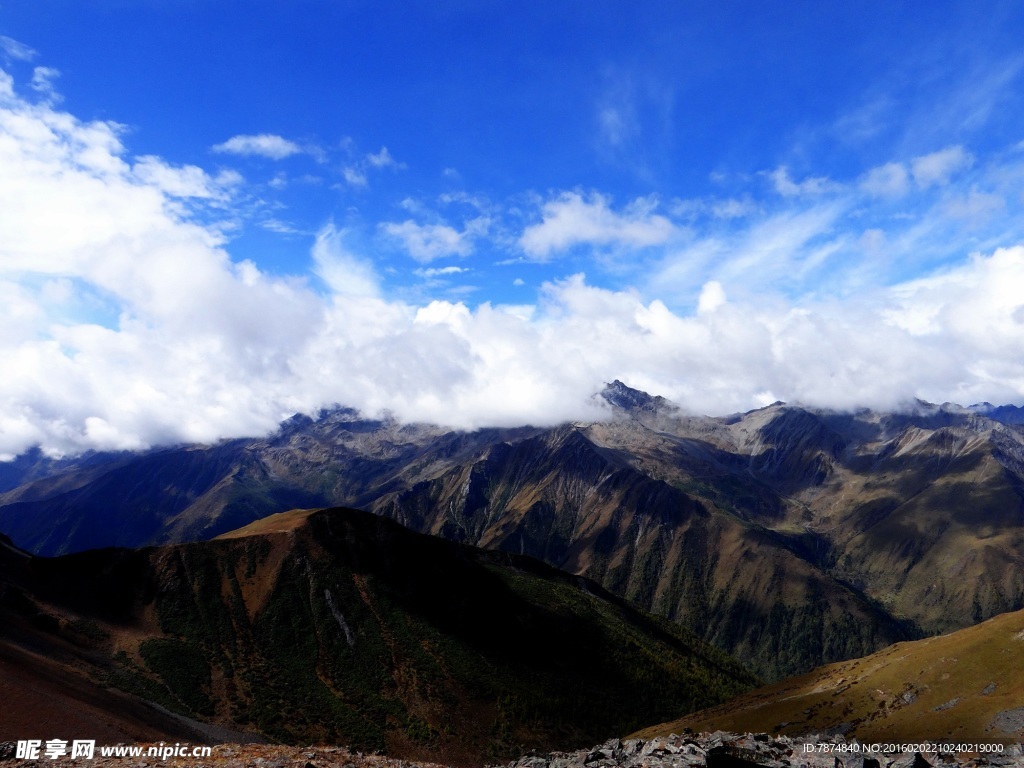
[
  {"xmin": 595, "ymin": 71, "xmax": 641, "ymax": 152},
  {"xmin": 670, "ymin": 196, "xmax": 755, "ymax": 221},
  {"xmin": 311, "ymin": 223, "xmax": 379, "ymax": 297},
  {"xmin": 415, "ymin": 266, "xmax": 467, "ymax": 278},
  {"xmin": 598, "ymin": 106, "xmax": 633, "ymax": 148},
  {"xmin": 943, "ymin": 189, "xmax": 1004, "ymax": 222},
  {"xmin": 212, "ymin": 133, "xmax": 303, "ymax": 160},
  {"xmin": 132, "ymin": 155, "xmax": 238, "ymax": 199},
  {"xmin": 261, "ymin": 218, "xmax": 302, "ymax": 234},
  {"xmin": 0, "ymin": 78, "xmax": 325, "ymax": 454},
  {"xmin": 860, "ymin": 161, "xmax": 909, "ymax": 198},
  {"xmin": 651, "ymin": 204, "xmax": 843, "ymax": 299},
  {"xmin": 520, "ymin": 191, "xmax": 674, "ymax": 259},
  {"xmin": 696, "ymin": 281, "xmax": 726, "ymax": 314},
  {"xmin": 0, "ymin": 69, "xmax": 13, "ymax": 98},
  {"xmin": 0, "ymin": 36, "xmax": 36, "ymax": 62},
  {"xmin": 341, "ymin": 166, "xmax": 367, "ymax": 186},
  {"xmin": 29, "ymin": 66, "xmax": 60, "ymax": 102},
  {"xmin": 769, "ymin": 166, "xmax": 835, "ymax": 197},
  {"xmin": 711, "ymin": 198, "xmax": 755, "ymax": 219},
  {"xmin": 4, "ymin": 65, "xmax": 1024, "ymax": 460},
  {"xmin": 366, "ymin": 146, "xmax": 404, "ymax": 169},
  {"xmin": 340, "ymin": 145, "xmax": 405, "ymax": 187},
  {"xmin": 383, "ymin": 219, "xmax": 483, "ymax": 262},
  {"xmin": 911, "ymin": 145, "xmax": 973, "ymax": 188}
]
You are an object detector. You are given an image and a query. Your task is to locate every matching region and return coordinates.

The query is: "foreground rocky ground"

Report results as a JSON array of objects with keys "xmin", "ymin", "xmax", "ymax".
[
  {"xmin": 503, "ymin": 733, "xmax": 1024, "ymax": 768},
  {"xmin": 3, "ymin": 732, "xmax": 1024, "ymax": 767}
]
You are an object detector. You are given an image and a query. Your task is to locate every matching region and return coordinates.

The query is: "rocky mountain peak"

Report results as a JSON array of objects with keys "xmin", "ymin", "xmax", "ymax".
[{"xmin": 599, "ymin": 380, "xmax": 671, "ymax": 414}]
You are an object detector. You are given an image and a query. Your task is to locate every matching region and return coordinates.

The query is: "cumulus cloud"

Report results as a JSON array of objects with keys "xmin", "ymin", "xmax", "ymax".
[
  {"xmin": 911, "ymin": 145, "xmax": 973, "ymax": 188},
  {"xmin": 769, "ymin": 166, "xmax": 836, "ymax": 197},
  {"xmin": 859, "ymin": 146, "xmax": 974, "ymax": 198},
  {"xmin": 0, "ymin": 75, "xmax": 322, "ymax": 455},
  {"xmin": 860, "ymin": 161, "xmax": 909, "ymax": 198},
  {"xmin": 212, "ymin": 133, "xmax": 303, "ymax": 159},
  {"xmin": 520, "ymin": 191, "xmax": 674, "ymax": 259},
  {"xmin": 132, "ymin": 156, "xmax": 240, "ymax": 199},
  {"xmin": 4, "ymin": 67, "xmax": 1024, "ymax": 460},
  {"xmin": 29, "ymin": 66, "xmax": 60, "ymax": 102},
  {"xmin": 341, "ymin": 166, "xmax": 367, "ymax": 186},
  {"xmin": 366, "ymin": 146, "xmax": 404, "ymax": 170},
  {"xmin": 341, "ymin": 145, "xmax": 404, "ymax": 187},
  {"xmin": 382, "ymin": 218, "xmax": 486, "ymax": 262},
  {"xmin": 696, "ymin": 281, "xmax": 726, "ymax": 314}
]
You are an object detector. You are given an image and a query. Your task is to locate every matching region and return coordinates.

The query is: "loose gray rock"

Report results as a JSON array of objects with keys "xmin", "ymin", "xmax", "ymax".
[{"xmin": 991, "ymin": 707, "xmax": 1024, "ymax": 734}]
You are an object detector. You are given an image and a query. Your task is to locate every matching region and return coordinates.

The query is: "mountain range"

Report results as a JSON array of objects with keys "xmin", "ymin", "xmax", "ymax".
[{"xmin": 3, "ymin": 383, "xmax": 1024, "ymax": 683}]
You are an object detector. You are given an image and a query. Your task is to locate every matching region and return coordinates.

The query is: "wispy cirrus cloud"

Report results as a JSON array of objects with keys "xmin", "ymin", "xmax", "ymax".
[
  {"xmin": 0, "ymin": 35, "xmax": 36, "ymax": 63},
  {"xmin": 311, "ymin": 223, "xmax": 380, "ymax": 297},
  {"xmin": 644, "ymin": 140, "xmax": 1024, "ymax": 306},
  {"xmin": 593, "ymin": 68, "xmax": 674, "ymax": 182},
  {"xmin": 415, "ymin": 265, "xmax": 467, "ymax": 279}
]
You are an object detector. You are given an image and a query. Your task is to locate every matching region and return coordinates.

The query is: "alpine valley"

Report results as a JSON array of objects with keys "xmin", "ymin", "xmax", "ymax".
[{"xmin": 3, "ymin": 382, "xmax": 1024, "ymax": 753}]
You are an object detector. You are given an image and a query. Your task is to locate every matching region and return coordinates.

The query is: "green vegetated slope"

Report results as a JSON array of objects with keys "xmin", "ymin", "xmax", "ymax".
[
  {"xmin": 0, "ymin": 508, "xmax": 755, "ymax": 766},
  {"xmin": 634, "ymin": 605, "xmax": 1024, "ymax": 744}
]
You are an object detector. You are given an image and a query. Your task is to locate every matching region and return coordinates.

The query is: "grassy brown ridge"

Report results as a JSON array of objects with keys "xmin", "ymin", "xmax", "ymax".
[{"xmin": 633, "ymin": 605, "xmax": 1024, "ymax": 744}]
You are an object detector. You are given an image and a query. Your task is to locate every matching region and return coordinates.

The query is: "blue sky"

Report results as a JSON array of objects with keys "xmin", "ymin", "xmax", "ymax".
[{"xmin": 3, "ymin": 1, "xmax": 1024, "ymax": 456}]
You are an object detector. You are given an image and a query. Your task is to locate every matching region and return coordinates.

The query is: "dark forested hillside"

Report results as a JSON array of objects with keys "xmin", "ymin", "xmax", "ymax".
[{"xmin": 0, "ymin": 508, "xmax": 755, "ymax": 764}]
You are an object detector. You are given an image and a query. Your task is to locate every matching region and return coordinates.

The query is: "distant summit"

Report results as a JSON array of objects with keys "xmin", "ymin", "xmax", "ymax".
[
  {"xmin": 969, "ymin": 401, "xmax": 1024, "ymax": 425},
  {"xmin": 599, "ymin": 380, "xmax": 674, "ymax": 414}
]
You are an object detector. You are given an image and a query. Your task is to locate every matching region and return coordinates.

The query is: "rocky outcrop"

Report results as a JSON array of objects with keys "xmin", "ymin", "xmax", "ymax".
[
  {"xmin": 499, "ymin": 732, "xmax": 1024, "ymax": 768},
  {"xmin": 4, "ymin": 733, "xmax": 1021, "ymax": 768}
]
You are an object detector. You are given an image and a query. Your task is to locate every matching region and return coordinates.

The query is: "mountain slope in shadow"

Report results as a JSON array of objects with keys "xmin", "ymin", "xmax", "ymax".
[{"xmin": 0, "ymin": 508, "xmax": 756, "ymax": 765}]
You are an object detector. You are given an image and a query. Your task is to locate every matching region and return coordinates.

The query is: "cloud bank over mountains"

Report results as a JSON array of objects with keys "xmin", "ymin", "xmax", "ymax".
[{"xmin": 2, "ymin": 64, "xmax": 1024, "ymax": 459}]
